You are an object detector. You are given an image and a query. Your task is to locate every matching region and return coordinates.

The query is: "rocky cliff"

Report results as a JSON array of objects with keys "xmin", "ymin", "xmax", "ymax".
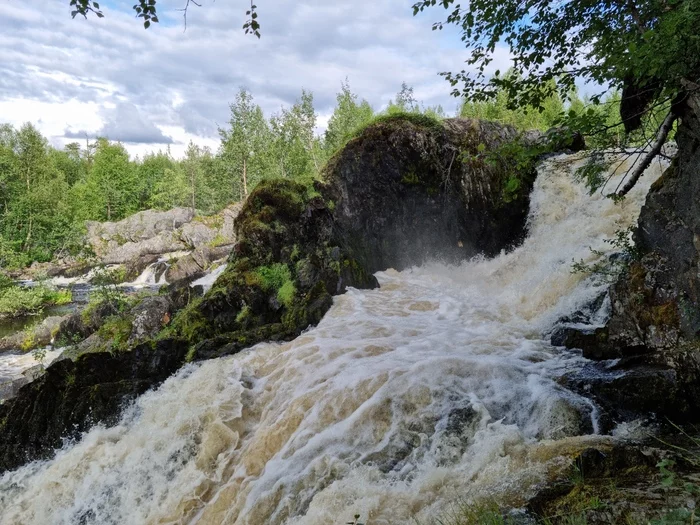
[{"xmin": 563, "ymin": 85, "xmax": 700, "ymax": 425}]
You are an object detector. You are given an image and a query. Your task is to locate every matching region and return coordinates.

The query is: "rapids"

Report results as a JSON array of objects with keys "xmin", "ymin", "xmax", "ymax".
[{"xmin": 0, "ymin": 151, "xmax": 669, "ymax": 524}]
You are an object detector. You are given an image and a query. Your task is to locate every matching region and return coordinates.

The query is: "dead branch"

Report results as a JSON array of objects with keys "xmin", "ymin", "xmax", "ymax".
[{"xmin": 613, "ymin": 110, "xmax": 677, "ymax": 197}]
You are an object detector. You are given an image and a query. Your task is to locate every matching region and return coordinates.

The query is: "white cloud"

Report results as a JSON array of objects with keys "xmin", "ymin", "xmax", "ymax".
[{"xmin": 0, "ymin": 0, "xmax": 512, "ymax": 158}]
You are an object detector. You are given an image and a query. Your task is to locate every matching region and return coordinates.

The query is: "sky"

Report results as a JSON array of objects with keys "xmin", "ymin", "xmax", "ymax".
[{"xmin": 0, "ymin": 0, "xmax": 513, "ymax": 158}]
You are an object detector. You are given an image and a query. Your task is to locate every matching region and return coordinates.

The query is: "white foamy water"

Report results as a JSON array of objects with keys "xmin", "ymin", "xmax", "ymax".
[
  {"xmin": 191, "ymin": 262, "xmax": 228, "ymax": 291},
  {"xmin": 0, "ymin": 152, "xmax": 668, "ymax": 524}
]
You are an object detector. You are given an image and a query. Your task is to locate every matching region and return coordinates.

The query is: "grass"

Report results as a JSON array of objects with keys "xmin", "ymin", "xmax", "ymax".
[
  {"xmin": 412, "ymin": 500, "xmax": 515, "ymax": 525},
  {"xmin": 348, "ymin": 111, "xmax": 443, "ymax": 143},
  {"xmin": 254, "ymin": 263, "xmax": 293, "ymax": 292},
  {"xmin": 277, "ymin": 280, "xmax": 296, "ymax": 307}
]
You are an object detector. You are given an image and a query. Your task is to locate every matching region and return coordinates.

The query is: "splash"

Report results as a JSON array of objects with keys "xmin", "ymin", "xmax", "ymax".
[{"xmin": 0, "ymin": 151, "xmax": 667, "ymax": 524}]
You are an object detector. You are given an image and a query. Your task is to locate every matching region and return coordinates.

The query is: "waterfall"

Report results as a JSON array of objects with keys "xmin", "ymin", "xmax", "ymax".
[
  {"xmin": 0, "ymin": 151, "xmax": 668, "ymax": 525},
  {"xmin": 128, "ymin": 261, "xmax": 170, "ymax": 288},
  {"xmin": 190, "ymin": 262, "xmax": 229, "ymax": 291}
]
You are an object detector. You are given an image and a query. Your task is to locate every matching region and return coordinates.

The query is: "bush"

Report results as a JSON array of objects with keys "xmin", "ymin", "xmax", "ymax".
[{"xmin": 0, "ymin": 284, "xmax": 72, "ymax": 318}]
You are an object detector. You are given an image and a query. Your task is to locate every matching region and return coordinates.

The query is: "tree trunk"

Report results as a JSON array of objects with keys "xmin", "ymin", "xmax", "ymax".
[
  {"xmin": 190, "ymin": 169, "xmax": 196, "ymax": 212},
  {"xmin": 615, "ymin": 110, "xmax": 677, "ymax": 197},
  {"xmin": 242, "ymin": 158, "xmax": 248, "ymax": 198},
  {"xmin": 23, "ymin": 215, "xmax": 32, "ymax": 252}
]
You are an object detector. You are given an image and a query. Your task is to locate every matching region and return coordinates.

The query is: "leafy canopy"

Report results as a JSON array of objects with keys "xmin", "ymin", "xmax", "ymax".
[
  {"xmin": 67, "ymin": 0, "xmax": 261, "ymax": 34},
  {"xmin": 412, "ymin": 0, "xmax": 700, "ymax": 113}
]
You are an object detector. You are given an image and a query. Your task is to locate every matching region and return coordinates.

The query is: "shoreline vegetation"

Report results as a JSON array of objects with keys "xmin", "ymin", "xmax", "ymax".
[{"xmin": 0, "ymin": 274, "xmax": 72, "ymax": 320}]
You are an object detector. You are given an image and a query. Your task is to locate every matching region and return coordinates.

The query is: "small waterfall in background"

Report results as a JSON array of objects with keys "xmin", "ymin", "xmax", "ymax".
[
  {"xmin": 191, "ymin": 262, "xmax": 229, "ymax": 292},
  {"xmin": 0, "ymin": 151, "xmax": 669, "ymax": 525}
]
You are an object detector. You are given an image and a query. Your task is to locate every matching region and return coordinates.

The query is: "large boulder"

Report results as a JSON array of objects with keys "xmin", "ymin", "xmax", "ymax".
[
  {"xmin": 171, "ymin": 116, "xmax": 545, "ymax": 360},
  {"xmin": 86, "ymin": 208, "xmax": 194, "ymax": 256},
  {"xmin": 323, "ymin": 116, "xmax": 539, "ymax": 271},
  {"xmin": 85, "ymin": 204, "xmax": 240, "ymax": 268}
]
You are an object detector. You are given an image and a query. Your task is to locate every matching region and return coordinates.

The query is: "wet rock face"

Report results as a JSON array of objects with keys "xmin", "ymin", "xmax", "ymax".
[
  {"xmin": 323, "ymin": 117, "xmax": 539, "ymax": 272},
  {"xmin": 562, "ymin": 90, "xmax": 700, "ymax": 424},
  {"xmin": 0, "ymin": 339, "xmax": 188, "ymax": 473}
]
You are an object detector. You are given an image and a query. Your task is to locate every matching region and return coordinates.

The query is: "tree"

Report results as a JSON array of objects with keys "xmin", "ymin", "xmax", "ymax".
[
  {"xmin": 324, "ymin": 80, "xmax": 374, "ymax": 155},
  {"xmin": 388, "ymin": 82, "xmax": 419, "ymax": 113},
  {"xmin": 413, "ymin": 0, "xmax": 700, "ymax": 196},
  {"xmin": 459, "ymin": 74, "xmax": 565, "ymax": 131},
  {"xmin": 219, "ymin": 89, "xmax": 273, "ymax": 200},
  {"xmin": 269, "ymin": 90, "xmax": 320, "ymax": 179},
  {"xmin": 136, "ymin": 149, "xmax": 178, "ymax": 209},
  {"xmin": 0, "ymin": 124, "xmax": 71, "ymax": 261},
  {"xmin": 76, "ymin": 139, "xmax": 137, "ymax": 221},
  {"xmin": 65, "ymin": 0, "xmax": 261, "ymax": 34}
]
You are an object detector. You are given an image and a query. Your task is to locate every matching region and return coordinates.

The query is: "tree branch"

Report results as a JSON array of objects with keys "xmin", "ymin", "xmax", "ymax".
[{"xmin": 613, "ymin": 110, "xmax": 676, "ymax": 197}]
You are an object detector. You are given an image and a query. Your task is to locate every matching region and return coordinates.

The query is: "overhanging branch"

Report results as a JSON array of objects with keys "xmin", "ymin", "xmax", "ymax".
[{"xmin": 612, "ymin": 110, "xmax": 677, "ymax": 198}]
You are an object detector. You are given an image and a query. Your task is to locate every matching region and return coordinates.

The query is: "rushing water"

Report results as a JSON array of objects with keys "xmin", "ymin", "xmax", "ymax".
[{"xmin": 0, "ymin": 152, "xmax": 669, "ymax": 524}]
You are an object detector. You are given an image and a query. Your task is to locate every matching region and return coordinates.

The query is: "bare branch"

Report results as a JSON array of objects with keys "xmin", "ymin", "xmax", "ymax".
[
  {"xmin": 178, "ymin": 0, "xmax": 202, "ymax": 31},
  {"xmin": 613, "ymin": 110, "xmax": 677, "ymax": 198}
]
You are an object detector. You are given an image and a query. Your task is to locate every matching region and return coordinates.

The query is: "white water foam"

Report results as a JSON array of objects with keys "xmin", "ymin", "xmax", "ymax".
[
  {"xmin": 191, "ymin": 262, "xmax": 229, "ymax": 291},
  {"xmin": 0, "ymin": 151, "xmax": 668, "ymax": 524}
]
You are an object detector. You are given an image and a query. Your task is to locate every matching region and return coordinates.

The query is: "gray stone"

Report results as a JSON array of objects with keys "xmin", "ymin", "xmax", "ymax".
[{"xmin": 128, "ymin": 296, "xmax": 172, "ymax": 345}]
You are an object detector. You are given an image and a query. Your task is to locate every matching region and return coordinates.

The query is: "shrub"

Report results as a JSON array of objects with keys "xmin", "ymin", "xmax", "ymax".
[
  {"xmin": 254, "ymin": 263, "xmax": 293, "ymax": 292},
  {"xmin": 0, "ymin": 284, "xmax": 72, "ymax": 318}
]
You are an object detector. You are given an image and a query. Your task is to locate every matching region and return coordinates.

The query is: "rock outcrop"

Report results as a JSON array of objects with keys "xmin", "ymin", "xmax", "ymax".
[
  {"xmin": 323, "ymin": 116, "xmax": 540, "ymax": 271},
  {"xmin": 562, "ymin": 86, "xmax": 700, "ymax": 424}
]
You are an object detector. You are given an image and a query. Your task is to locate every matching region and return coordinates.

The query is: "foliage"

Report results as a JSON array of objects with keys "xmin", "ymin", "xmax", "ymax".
[
  {"xmin": 324, "ymin": 80, "xmax": 375, "ymax": 155},
  {"xmin": 96, "ymin": 315, "xmax": 133, "ymax": 354},
  {"xmin": 650, "ymin": 424, "xmax": 700, "ymax": 524},
  {"xmin": 414, "ymin": 500, "xmax": 516, "ymax": 525},
  {"xmin": 86, "ymin": 267, "xmax": 130, "ymax": 314},
  {"xmin": 413, "ymin": 0, "xmax": 700, "ymax": 113},
  {"xmin": 459, "ymin": 75, "xmax": 565, "ymax": 132},
  {"xmin": 254, "ymin": 263, "xmax": 293, "ymax": 292},
  {"xmin": 415, "ymin": 0, "xmax": 700, "ymax": 198},
  {"xmin": 0, "ymin": 283, "xmax": 72, "ymax": 318}
]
